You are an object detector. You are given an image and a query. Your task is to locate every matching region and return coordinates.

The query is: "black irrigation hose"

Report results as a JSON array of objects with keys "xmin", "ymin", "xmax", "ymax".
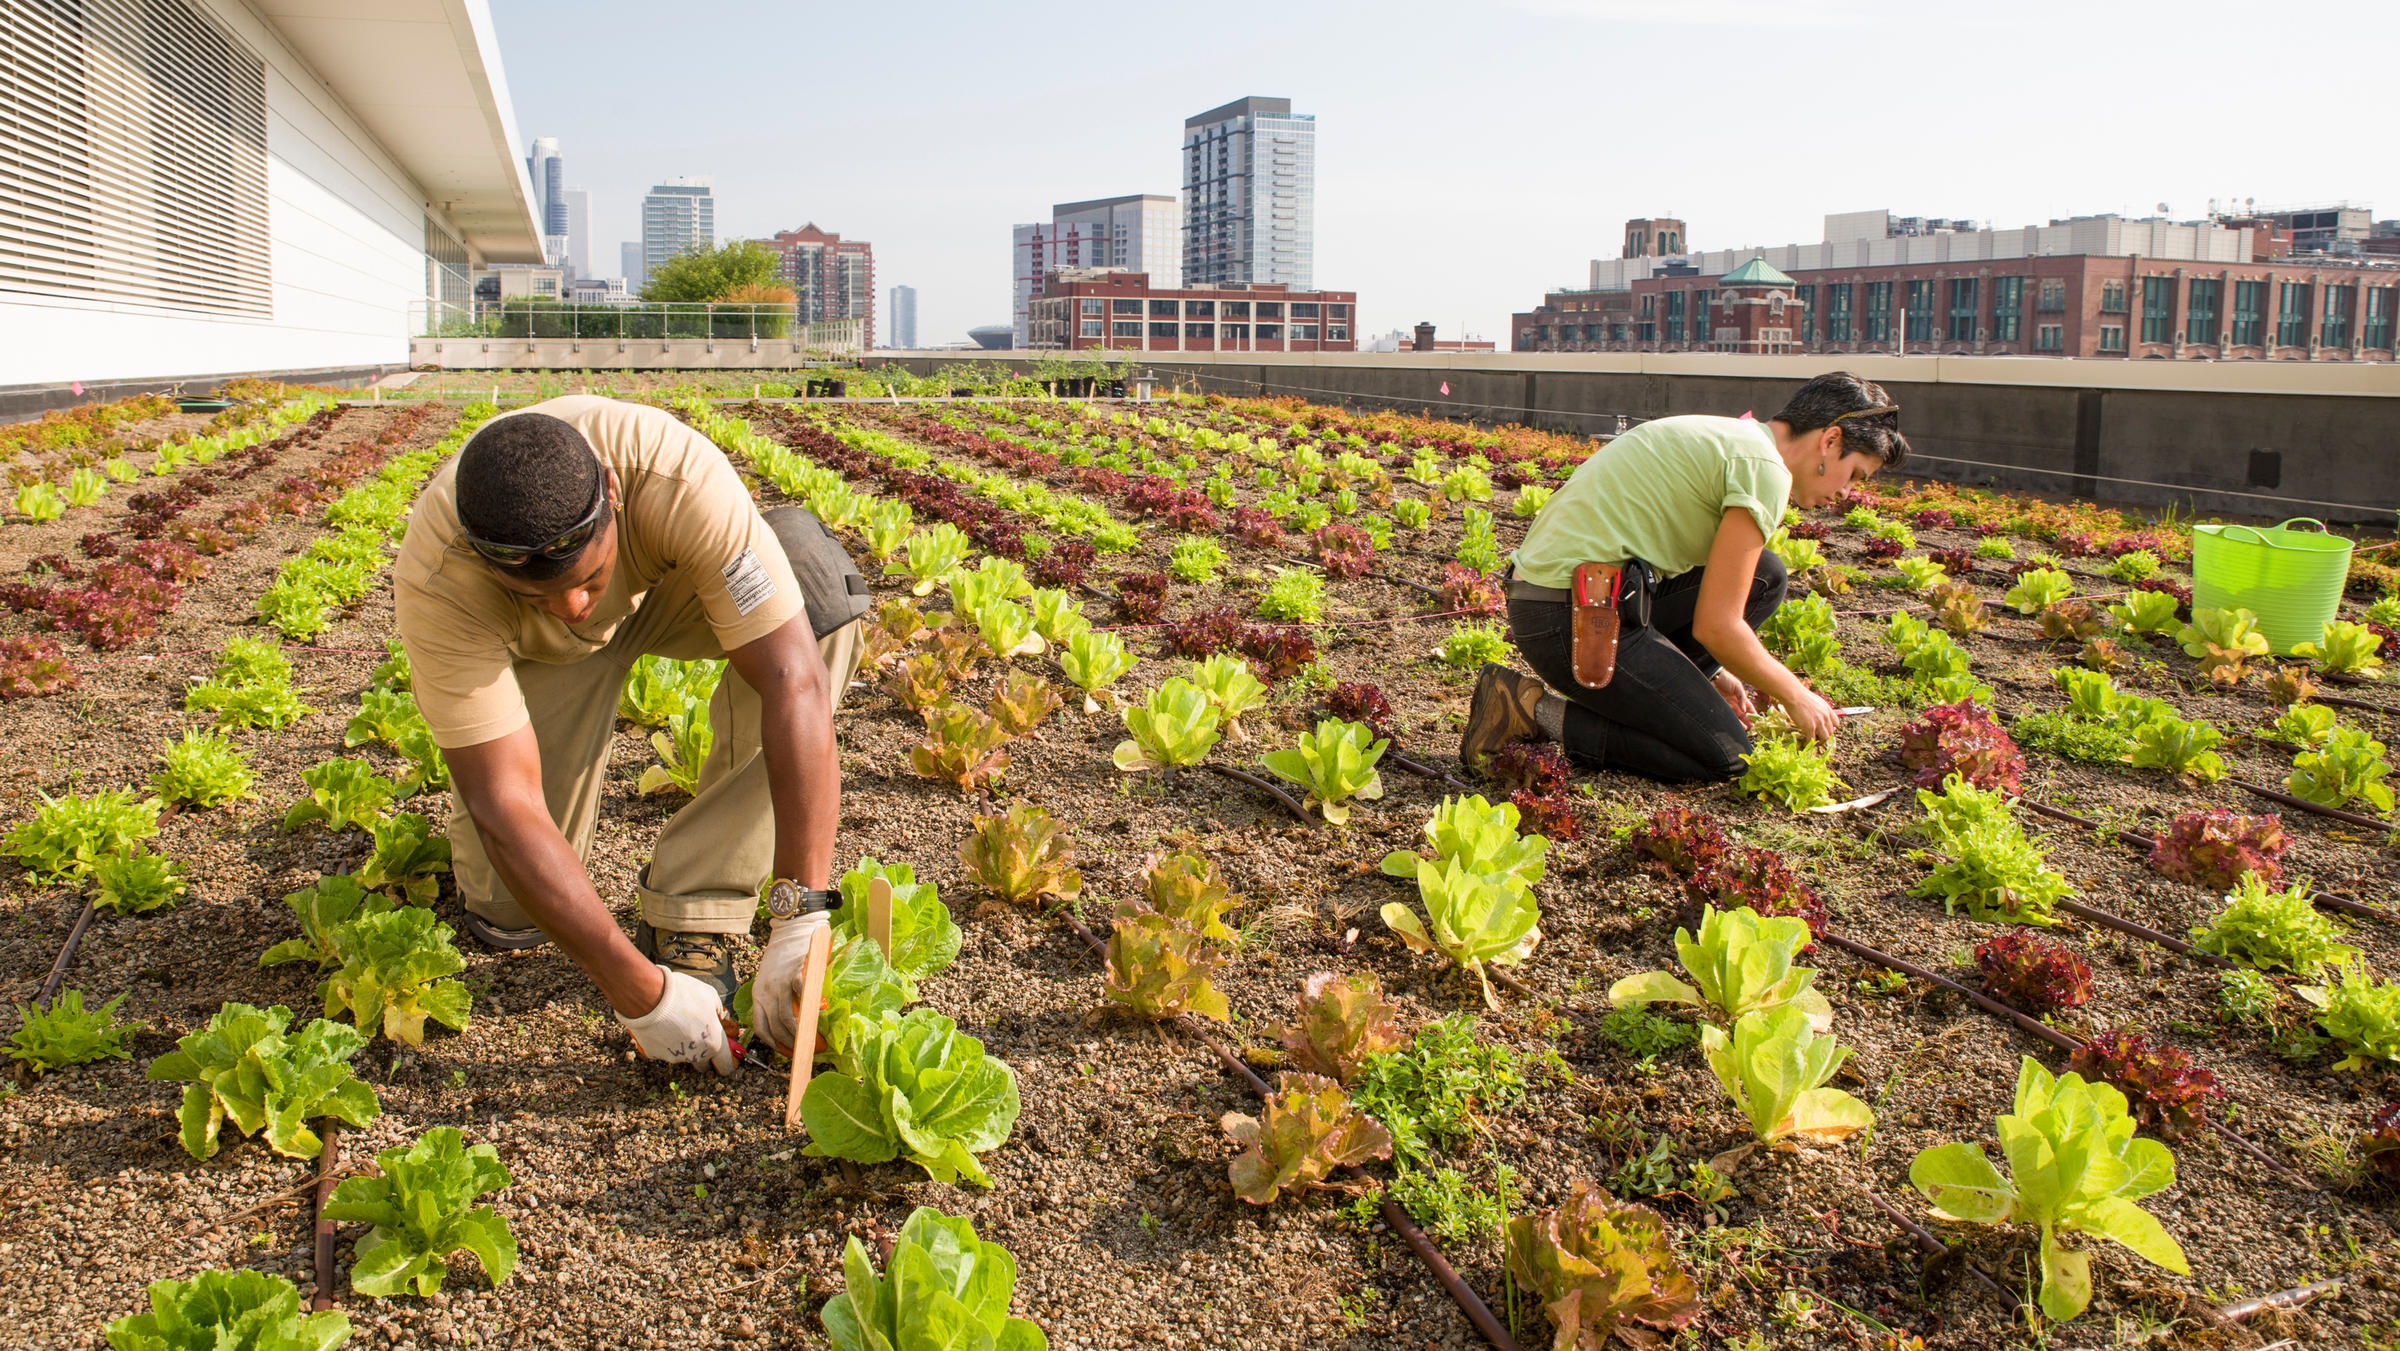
[
  {"xmin": 1822, "ymin": 931, "xmax": 2320, "ymax": 1191},
  {"xmin": 1862, "ymin": 1191, "xmax": 2014, "ymax": 1306},
  {"xmin": 2052, "ymin": 899, "xmax": 2233, "ymax": 969},
  {"xmin": 34, "ymin": 896, "xmax": 97, "ymax": 1009},
  {"xmin": 2228, "ymin": 777, "xmax": 2394, "ymax": 833},
  {"xmin": 1204, "ymin": 764, "xmax": 1318, "ymax": 827},
  {"xmin": 1387, "ymin": 750, "xmax": 1478, "ymax": 796},
  {"xmin": 311, "ymin": 1124, "xmax": 341, "ymax": 1312},
  {"xmin": 1051, "ymin": 908, "xmax": 1522, "ymax": 1351}
]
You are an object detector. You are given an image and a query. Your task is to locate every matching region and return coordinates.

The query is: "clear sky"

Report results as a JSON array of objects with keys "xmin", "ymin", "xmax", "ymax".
[{"xmin": 488, "ymin": 0, "xmax": 2398, "ymax": 348}]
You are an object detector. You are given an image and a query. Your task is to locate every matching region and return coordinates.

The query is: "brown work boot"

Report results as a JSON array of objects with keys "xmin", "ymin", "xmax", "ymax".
[
  {"xmin": 1459, "ymin": 663, "xmax": 1543, "ymax": 771},
  {"xmin": 634, "ymin": 922, "xmax": 741, "ymax": 1010}
]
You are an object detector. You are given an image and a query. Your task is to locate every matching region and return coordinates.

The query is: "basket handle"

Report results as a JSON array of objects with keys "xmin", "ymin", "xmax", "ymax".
[
  {"xmin": 2216, "ymin": 524, "xmax": 2272, "ymax": 546},
  {"xmin": 2279, "ymin": 517, "xmax": 2328, "ymax": 533}
]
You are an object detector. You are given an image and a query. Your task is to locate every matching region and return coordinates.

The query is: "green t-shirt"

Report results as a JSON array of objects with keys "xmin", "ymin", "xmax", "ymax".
[{"xmin": 1511, "ymin": 414, "xmax": 1791, "ymax": 588}]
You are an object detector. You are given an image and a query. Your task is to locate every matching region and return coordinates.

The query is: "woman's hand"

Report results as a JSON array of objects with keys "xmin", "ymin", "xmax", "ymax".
[
  {"xmin": 1711, "ymin": 669, "xmax": 1756, "ymax": 721},
  {"xmin": 1780, "ymin": 684, "xmax": 1841, "ymax": 744}
]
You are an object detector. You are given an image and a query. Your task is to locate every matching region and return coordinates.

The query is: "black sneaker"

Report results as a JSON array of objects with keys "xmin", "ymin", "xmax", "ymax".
[
  {"xmin": 634, "ymin": 922, "xmax": 740, "ymax": 1009},
  {"xmin": 461, "ymin": 909, "xmax": 551, "ymax": 953}
]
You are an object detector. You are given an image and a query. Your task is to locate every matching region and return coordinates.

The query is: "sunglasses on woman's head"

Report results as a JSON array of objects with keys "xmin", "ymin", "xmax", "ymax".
[{"xmin": 462, "ymin": 476, "xmax": 609, "ymax": 567}]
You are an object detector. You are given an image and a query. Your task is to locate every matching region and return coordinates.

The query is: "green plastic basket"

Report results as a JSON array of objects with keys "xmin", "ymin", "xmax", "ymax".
[{"xmin": 2190, "ymin": 517, "xmax": 2353, "ymax": 655}]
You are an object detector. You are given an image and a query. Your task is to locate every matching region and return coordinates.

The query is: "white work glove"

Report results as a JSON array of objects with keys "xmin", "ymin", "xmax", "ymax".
[
  {"xmin": 615, "ymin": 964, "xmax": 737, "ymax": 1077},
  {"xmin": 750, "ymin": 909, "xmax": 833, "ymax": 1057}
]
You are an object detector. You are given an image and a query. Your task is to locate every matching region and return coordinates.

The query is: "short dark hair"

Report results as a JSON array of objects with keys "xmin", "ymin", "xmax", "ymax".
[
  {"xmin": 1772, "ymin": 371, "xmax": 1910, "ymax": 471},
  {"xmin": 454, "ymin": 413, "xmax": 604, "ymax": 581}
]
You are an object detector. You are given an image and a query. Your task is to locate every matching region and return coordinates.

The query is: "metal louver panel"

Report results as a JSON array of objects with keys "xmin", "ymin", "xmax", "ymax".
[{"xmin": 1, "ymin": 0, "xmax": 270, "ymax": 316}]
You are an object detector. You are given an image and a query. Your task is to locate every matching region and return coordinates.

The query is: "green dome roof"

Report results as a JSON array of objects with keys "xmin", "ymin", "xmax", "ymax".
[{"xmin": 1719, "ymin": 256, "xmax": 1796, "ymax": 287}]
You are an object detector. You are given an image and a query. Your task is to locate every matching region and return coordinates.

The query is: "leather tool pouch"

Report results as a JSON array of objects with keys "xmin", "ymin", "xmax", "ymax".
[{"xmin": 1569, "ymin": 559, "xmax": 1653, "ymax": 689}]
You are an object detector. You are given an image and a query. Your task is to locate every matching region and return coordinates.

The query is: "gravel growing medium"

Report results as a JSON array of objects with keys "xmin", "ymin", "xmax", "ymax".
[{"xmin": 4, "ymin": 390, "xmax": 2399, "ymax": 1351}]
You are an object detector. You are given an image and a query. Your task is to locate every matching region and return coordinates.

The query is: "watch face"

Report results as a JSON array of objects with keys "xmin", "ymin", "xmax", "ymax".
[{"xmin": 766, "ymin": 880, "xmax": 802, "ymax": 919}]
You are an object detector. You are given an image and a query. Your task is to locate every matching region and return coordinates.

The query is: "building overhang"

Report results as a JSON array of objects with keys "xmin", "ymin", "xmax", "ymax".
[{"xmin": 247, "ymin": 0, "xmax": 543, "ymax": 262}]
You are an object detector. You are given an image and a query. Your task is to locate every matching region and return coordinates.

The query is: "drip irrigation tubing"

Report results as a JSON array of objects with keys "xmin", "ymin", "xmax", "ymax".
[
  {"xmin": 312, "ymin": 1124, "xmax": 341, "ymax": 1312},
  {"xmin": 1202, "ymin": 764, "xmax": 1316, "ymax": 827},
  {"xmin": 1388, "ymin": 750, "xmax": 1477, "ymax": 796},
  {"xmin": 1861, "ymin": 1191, "xmax": 2013, "ymax": 1305},
  {"xmin": 2218, "ymin": 1279, "xmax": 2343, "ymax": 1323},
  {"xmin": 2021, "ymin": 798, "xmax": 2399, "ymax": 926},
  {"xmin": 1823, "ymin": 931, "xmax": 2318, "ymax": 1190},
  {"xmin": 1049, "ymin": 907, "xmax": 1522, "ymax": 1351},
  {"xmin": 2053, "ymin": 899, "xmax": 2232, "ymax": 968},
  {"xmin": 34, "ymin": 896, "xmax": 97, "ymax": 1009},
  {"xmin": 2228, "ymin": 778, "xmax": 2393, "ymax": 832}
]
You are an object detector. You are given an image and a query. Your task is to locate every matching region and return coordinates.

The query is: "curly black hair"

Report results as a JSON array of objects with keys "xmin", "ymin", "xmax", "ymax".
[{"xmin": 454, "ymin": 413, "xmax": 604, "ymax": 580}]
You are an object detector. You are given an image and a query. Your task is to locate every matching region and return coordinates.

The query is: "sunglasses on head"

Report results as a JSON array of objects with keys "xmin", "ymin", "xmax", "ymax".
[{"xmin": 462, "ymin": 474, "xmax": 609, "ymax": 567}]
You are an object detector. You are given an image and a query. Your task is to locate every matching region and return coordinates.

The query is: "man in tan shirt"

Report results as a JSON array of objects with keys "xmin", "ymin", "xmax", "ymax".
[{"xmin": 394, "ymin": 396, "xmax": 868, "ymax": 1074}]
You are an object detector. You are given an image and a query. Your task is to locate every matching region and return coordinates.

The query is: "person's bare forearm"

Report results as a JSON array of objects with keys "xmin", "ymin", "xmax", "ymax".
[
  {"xmin": 1708, "ymin": 626, "xmax": 1811, "ymax": 710},
  {"xmin": 732, "ymin": 622, "xmax": 840, "ymax": 890},
  {"xmin": 471, "ymin": 801, "xmax": 663, "ymax": 1013}
]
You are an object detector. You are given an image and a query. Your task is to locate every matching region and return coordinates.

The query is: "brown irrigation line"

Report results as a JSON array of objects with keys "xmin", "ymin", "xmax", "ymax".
[
  {"xmin": 1861, "ymin": 1191, "xmax": 2012, "ymax": 1305},
  {"xmin": 2022, "ymin": 798, "xmax": 2400, "ymax": 926},
  {"xmin": 2227, "ymin": 777, "xmax": 2394, "ymax": 832},
  {"xmin": 1052, "ymin": 908, "xmax": 1523, "ymax": 1351},
  {"xmin": 34, "ymin": 896, "xmax": 97, "ymax": 1009},
  {"xmin": 1202, "ymin": 764, "xmax": 1317, "ymax": 827},
  {"xmin": 311, "ymin": 1123, "xmax": 341, "ymax": 1312},
  {"xmin": 1821, "ymin": 931, "xmax": 2319, "ymax": 1191},
  {"xmin": 2218, "ymin": 1278, "xmax": 2344, "ymax": 1322},
  {"xmin": 1387, "ymin": 750, "xmax": 1478, "ymax": 796}
]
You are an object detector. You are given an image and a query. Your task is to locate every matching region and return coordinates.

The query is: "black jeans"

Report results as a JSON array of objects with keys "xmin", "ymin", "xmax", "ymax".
[{"xmin": 1507, "ymin": 552, "xmax": 1788, "ymax": 782}]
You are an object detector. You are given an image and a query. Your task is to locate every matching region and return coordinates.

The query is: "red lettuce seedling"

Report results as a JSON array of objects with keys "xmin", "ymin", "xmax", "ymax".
[
  {"xmin": 1505, "ymin": 1179, "xmax": 1700, "ymax": 1348},
  {"xmin": 1236, "ymin": 624, "xmax": 1317, "ymax": 682},
  {"xmin": 1029, "ymin": 539, "xmax": 1093, "ymax": 589},
  {"xmin": 2366, "ymin": 1102, "xmax": 2400, "ymax": 1188},
  {"xmin": 1861, "ymin": 536, "xmax": 1904, "ymax": 561},
  {"xmin": 1973, "ymin": 928, "xmax": 2094, "ymax": 1014},
  {"xmin": 1690, "ymin": 847, "xmax": 1827, "ymax": 938},
  {"xmin": 1221, "ymin": 1072, "xmax": 1393, "ymax": 1204},
  {"xmin": 1230, "ymin": 507, "xmax": 1284, "ymax": 548},
  {"xmin": 1439, "ymin": 563, "xmax": 1505, "ymax": 617},
  {"xmin": 77, "ymin": 531, "xmax": 119, "ymax": 559},
  {"xmin": 1281, "ymin": 971, "xmax": 1406, "ymax": 1083},
  {"xmin": 1324, "ymin": 682, "xmax": 1397, "ymax": 743},
  {"xmin": 0, "ymin": 636, "xmax": 76, "ymax": 700},
  {"xmin": 1785, "ymin": 519, "xmax": 1830, "ymax": 541},
  {"xmin": 1930, "ymin": 547, "xmax": 1976, "ymax": 577},
  {"xmin": 1312, "ymin": 523, "xmax": 1375, "ymax": 580},
  {"xmin": 2068, "ymin": 1028, "xmax": 2223, "ymax": 1140},
  {"xmin": 2133, "ymin": 576, "xmax": 2192, "ymax": 608},
  {"xmin": 2147, "ymin": 810, "xmax": 2287, "ymax": 891},
  {"xmin": 1894, "ymin": 699, "xmax": 2026, "ymax": 792},
  {"xmin": 1164, "ymin": 607, "xmax": 1246, "ymax": 659},
  {"xmin": 1113, "ymin": 570, "xmax": 1170, "ymax": 625},
  {"xmin": 1625, "ymin": 805, "xmax": 1729, "ymax": 880},
  {"xmin": 1509, "ymin": 788, "xmax": 1584, "ymax": 842},
  {"xmin": 1912, "ymin": 508, "xmax": 1956, "ymax": 530},
  {"xmin": 1488, "ymin": 741, "xmax": 1570, "ymax": 798}
]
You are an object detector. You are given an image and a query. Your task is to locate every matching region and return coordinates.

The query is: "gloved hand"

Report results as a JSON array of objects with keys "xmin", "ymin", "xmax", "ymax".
[
  {"xmin": 750, "ymin": 909, "xmax": 833, "ymax": 1056},
  {"xmin": 615, "ymin": 964, "xmax": 737, "ymax": 1076}
]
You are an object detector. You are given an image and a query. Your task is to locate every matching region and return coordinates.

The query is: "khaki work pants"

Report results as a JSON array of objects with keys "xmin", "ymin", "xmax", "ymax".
[{"xmin": 450, "ymin": 574, "xmax": 865, "ymax": 938}]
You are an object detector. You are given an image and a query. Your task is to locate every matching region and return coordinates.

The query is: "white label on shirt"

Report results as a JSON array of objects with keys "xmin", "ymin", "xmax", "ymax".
[{"xmin": 721, "ymin": 548, "xmax": 776, "ymax": 617}]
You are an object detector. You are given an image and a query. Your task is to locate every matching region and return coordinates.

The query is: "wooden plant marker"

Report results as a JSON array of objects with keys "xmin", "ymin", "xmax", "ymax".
[
  {"xmin": 867, "ymin": 876, "xmax": 894, "ymax": 961},
  {"xmin": 782, "ymin": 919, "xmax": 834, "ymax": 1129}
]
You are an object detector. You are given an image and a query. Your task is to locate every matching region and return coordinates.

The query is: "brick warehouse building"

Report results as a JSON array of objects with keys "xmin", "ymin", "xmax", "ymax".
[
  {"xmin": 759, "ymin": 224, "xmax": 876, "ymax": 349},
  {"xmin": 1026, "ymin": 270, "xmax": 1355, "ymax": 352},
  {"xmin": 1516, "ymin": 214, "xmax": 2399, "ymax": 362}
]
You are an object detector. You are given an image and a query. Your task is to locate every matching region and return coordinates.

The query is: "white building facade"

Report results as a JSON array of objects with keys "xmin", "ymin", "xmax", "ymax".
[
  {"xmin": 1011, "ymin": 193, "xmax": 1177, "ymax": 346},
  {"xmin": 641, "ymin": 178, "xmax": 715, "ymax": 282},
  {"xmin": 0, "ymin": 0, "xmax": 542, "ymax": 394},
  {"xmin": 1181, "ymin": 97, "xmax": 1314, "ymax": 290}
]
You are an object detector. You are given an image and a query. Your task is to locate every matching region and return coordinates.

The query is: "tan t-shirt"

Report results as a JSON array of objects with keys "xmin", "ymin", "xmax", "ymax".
[{"xmin": 393, "ymin": 395, "xmax": 805, "ymax": 749}]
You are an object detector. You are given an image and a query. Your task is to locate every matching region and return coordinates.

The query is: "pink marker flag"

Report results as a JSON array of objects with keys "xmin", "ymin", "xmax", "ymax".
[
  {"xmin": 69, "ymin": 381, "xmax": 84, "ymax": 396},
  {"xmin": 1439, "ymin": 381, "xmax": 1451, "ymax": 396}
]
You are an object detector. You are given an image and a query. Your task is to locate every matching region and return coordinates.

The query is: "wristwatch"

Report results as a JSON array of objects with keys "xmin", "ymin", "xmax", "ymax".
[{"xmin": 763, "ymin": 879, "xmax": 837, "ymax": 921}]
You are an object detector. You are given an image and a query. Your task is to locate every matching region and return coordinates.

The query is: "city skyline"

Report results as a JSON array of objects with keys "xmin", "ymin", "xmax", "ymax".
[{"xmin": 488, "ymin": 0, "xmax": 2400, "ymax": 348}]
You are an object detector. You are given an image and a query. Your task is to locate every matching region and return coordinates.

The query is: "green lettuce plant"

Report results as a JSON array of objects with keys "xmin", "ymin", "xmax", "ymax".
[
  {"xmin": 145, "ymin": 1002, "xmax": 377, "ymax": 1160},
  {"xmin": 102, "ymin": 1269, "xmax": 352, "ymax": 1351},
  {"xmin": 7, "ymin": 989, "xmax": 138, "ymax": 1073},
  {"xmin": 1222, "ymin": 1071, "xmax": 1394, "ymax": 1203},
  {"xmin": 2179, "ymin": 607, "xmax": 2271, "ymax": 683},
  {"xmin": 859, "ymin": 498, "xmax": 914, "ymax": 563},
  {"xmin": 1168, "ymin": 535, "xmax": 1227, "ymax": 584},
  {"xmin": 2294, "ymin": 619, "xmax": 2385, "ymax": 679},
  {"xmin": 617, "ymin": 654, "xmax": 719, "ymax": 727},
  {"xmin": 1112, "ymin": 676, "xmax": 1223, "ymax": 772},
  {"xmin": 15, "ymin": 480, "xmax": 64, "ymax": 521},
  {"xmin": 1608, "ymin": 905, "xmax": 1832, "ymax": 1030},
  {"xmin": 834, "ymin": 857, "xmax": 961, "ymax": 991},
  {"xmin": 1912, "ymin": 776, "xmax": 2074, "ymax": 925},
  {"xmin": 322, "ymin": 1127, "xmax": 516, "ymax": 1296},
  {"xmin": 637, "ymin": 705, "xmax": 712, "ymax": 797},
  {"xmin": 2125, "ymin": 712, "xmax": 2225, "ymax": 784},
  {"xmin": 1187, "ymin": 653, "xmax": 1269, "ymax": 740},
  {"xmin": 1908, "ymin": 1057, "xmax": 2189, "ymax": 1322},
  {"xmin": 1738, "ymin": 729, "xmax": 1843, "ymax": 811},
  {"xmin": 320, "ymin": 906, "xmax": 471, "ymax": 1046},
  {"xmin": 153, "ymin": 730, "xmax": 255, "ymax": 807},
  {"xmin": 1760, "ymin": 592, "xmax": 1839, "ymax": 674},
  {"xmin": 2189, "ymin": 875, "xmax": 2358, "ymax": 974},
  {"xmin": 1260, "ymin": 718, "xmax": 1388, "ymax": 823},
  {"xmin": 894, "ymin": 524, "xmax": 969, "ymax": 595},
  {"xmin": 973, "ymin": 597, "xmax": 1044, "ymax": 660},
  {"xmin": 1434, "ymin": 620, "xmax": 1510, "ymax": 670},
  {"xmin": 819, "ymin": 1205, "xmax": 1047, "ymax": 1351},
  {"xmin": 2263, "ymin": 703, "xmax": 2338, "ymax": 749},
  {"xmin": 984, "ymin": 670, "xmax": 1062, "ymax": 737},
  {"xmin": 1257, "ymin": 568, "xmax": 1325, "ymax": 623},
  {"xmin": 1025, "ymin": 587, "xmax": 1089, "ymax": 644},
  {"xmin": 957, "ymin": 802, "xmax": 1080, "ymax": 906},
  {"xmin": 2285, "ymin": 725, "xmax": 2395, "ymax": 814},
  {"xmin": 800, "ymin": 1008, "xmax": 1021, "ymax": 1187},
  {"xmin": 93, "ymin": 847, "xmax": 186, "ymax": 915},
  {"xmin": 1892, "ymin": 555, "xmax": 1946, "ymax": 593},
  {"xmin": 1378, "ymin": 794, "xmax": 1549, "ymax": 891},
  {"xmin": 1380, "ymin": 856, "xmax": 1542, "ymax": 1010},
  {"xmin": 5, "ymin": 788, "xmax": 161, "ymax": 879},
  {"xmin": 2003, "ymin": 567, "xmax": 2074, "ymax": 614},
  {"xmin": 356, "ymin": 812, "xmax": 451, "ymax": 906},
  {"xmin": 2108, "ymin": 590, "xmax": 2183, "ymax": 637},
  {"xmin": 262, "ymin": 874, "xmax": 390, "ymax": 970},
  {"xmin": 2295, "ymin": 965, "xmax": 2400, "ymax": 1071},
  {"xmin": 1702, "ymin": 1004, "xmax": 1874, "ymax": 1143},
  {"xmin": 283, "ymin": 758, "xmax": 398, "ymax": 833},
  {"xmin": 1059, "ymin": 629, "xmax": 1137, "ymax": 712}
]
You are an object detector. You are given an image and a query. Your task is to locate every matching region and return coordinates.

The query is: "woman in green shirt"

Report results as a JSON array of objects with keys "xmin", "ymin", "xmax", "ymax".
[{"xmin": 1461, "ymin": 372, "xmax": 1910, "ymax": 781}]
